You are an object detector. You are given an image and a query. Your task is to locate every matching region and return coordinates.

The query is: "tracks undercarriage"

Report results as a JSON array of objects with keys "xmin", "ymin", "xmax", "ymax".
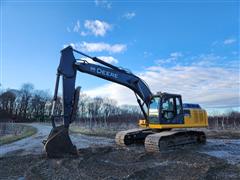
[
  {"xmin": 115, "ymin": 128, "xmax": 153, "ymax": 146},
  {"xmin": 115, "ymin": 129, "xmax": 206, "ymax": 152}
]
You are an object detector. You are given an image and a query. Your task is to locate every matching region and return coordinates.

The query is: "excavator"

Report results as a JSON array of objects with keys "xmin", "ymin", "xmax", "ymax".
[{"xmin": 43, "ymin": 46, "xmax": 208, "ymax": 158}]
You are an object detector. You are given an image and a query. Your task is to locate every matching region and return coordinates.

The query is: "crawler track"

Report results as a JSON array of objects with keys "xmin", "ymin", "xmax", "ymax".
[
  {"xmin": 145, "ymin": 130, "xmax": 206, "ymax": 152},
  {"xmin": 116, "ymin": 128, "xmax": 206, "ymax": 152},
  {"xmin": 115, "ymin": 128, "xmax": 152, "ymax": 146}
]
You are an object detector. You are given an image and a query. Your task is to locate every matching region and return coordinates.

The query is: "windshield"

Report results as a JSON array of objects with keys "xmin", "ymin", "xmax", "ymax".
[
  {"xmin": 148, "ymin": 97, "xmax": 160, "ymax": 123},
  {"xmin": 149, "ymin": 97, "xmax": 160, "ymax": 111}
]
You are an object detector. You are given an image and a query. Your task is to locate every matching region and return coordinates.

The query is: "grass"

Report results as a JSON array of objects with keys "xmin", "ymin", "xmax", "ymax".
[
  {"xmin": 70, "ymin": 126, "xmax": 117, "ymax": 139},
  {"xmin": 0, "ymin": 124, "xmax": 37, "ymax": 145}
]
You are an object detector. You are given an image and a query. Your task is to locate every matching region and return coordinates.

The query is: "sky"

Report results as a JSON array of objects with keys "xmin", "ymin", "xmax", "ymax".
[{"xmin": 0, "ymin": 0, "xmax": 239, "ymax": 114}]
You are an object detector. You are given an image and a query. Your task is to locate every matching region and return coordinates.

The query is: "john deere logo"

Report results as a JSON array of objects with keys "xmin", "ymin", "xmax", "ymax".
[{"xmin": 97, "ymin": 68, "xmax": 118, "ymax": 79}]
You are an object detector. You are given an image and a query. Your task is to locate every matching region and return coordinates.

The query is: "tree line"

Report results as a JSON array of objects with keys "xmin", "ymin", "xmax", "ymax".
[
  {"xmin": 0, "ymin": 83, "xmax": 142, "ymax": 128},
  {"xmin": 0, "ymin": 84, "xmax": 51, "ymax": 121},
  {"xmin": 208, "ymin": 111, "xmax": 240, "ymax": 130},
  {"xmin": 0, "ymin": 83, "xmax": 239, "ymax": 129}
]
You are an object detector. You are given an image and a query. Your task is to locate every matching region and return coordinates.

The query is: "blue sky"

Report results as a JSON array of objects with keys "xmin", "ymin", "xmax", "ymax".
[{"xmin": 1, "ymin": 0, "xmax": 239, "ymax": 113}]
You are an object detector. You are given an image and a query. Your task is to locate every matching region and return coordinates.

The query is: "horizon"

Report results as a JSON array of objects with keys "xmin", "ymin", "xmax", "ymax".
[
  {"xmin": 0, "ymin": 1, "xmax": 239, "ymax": 114},
  {"xmin": 0, "ymin": 81, "xmax": 239, "ymax": 116}
]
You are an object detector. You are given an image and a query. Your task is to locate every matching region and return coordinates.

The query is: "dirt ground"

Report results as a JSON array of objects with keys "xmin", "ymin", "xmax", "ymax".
[
  {"xmin": 206, "ymin": 129, "xmax": 240, "ymax": 139},
  {"xmin": 1, "ymin": 144, "xmax": 240, "ymax": 180},
  {"xmin": 1, "ymin": 124, "xmax": 240, "ymax": 180}
]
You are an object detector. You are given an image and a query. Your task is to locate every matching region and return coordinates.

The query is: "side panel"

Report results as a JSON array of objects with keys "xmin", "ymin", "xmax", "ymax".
[
  {"xmin": 148, "ymin": 108, "xmax": 208, "ymax": 129},
  {"xmin": 185, "ymin": 109, "xmax": 208, "ymax": 127}
]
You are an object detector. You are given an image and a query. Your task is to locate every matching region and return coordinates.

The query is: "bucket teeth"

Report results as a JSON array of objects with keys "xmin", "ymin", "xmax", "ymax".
[{"xmin": 44, "ymin": 126, "xmax": 78, "ymax": 158}]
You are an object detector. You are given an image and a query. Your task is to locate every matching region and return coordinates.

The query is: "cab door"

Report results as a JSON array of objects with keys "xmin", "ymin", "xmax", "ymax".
[{"xmin": 159, "ymin": 95, "xmax": 184, "ymax": 124}]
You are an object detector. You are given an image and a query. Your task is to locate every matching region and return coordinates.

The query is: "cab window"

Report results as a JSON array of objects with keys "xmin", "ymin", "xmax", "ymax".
[
  {"xmin": 149, "ymin": 97, "xmax": 160, "ymax": 111},
  {"xmin": 176, "ymin": 97, "xmax": 181, "ymax": 115},
  {"xmin": 160, "ymin": 96, "xmax": 183, "ymax": 124},
  {"xmin": 162, "ymin": 98, "xmax": 174, "ymax": 111},
  {"xmin": 162, "ymin": 98, "xmax": 174, "ymax": 120},
  {"xmin": 149, "ymin": 97, "xmax": 160, "ymax": 124}
]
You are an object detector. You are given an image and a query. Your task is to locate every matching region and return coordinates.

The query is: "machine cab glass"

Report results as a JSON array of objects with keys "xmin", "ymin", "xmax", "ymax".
[
  {"xmin": 148, "ymin": 94, "xmax": 184, "ymax": 124},
  {"xmin": 149, "ymin": 97, "xmax": 160, "ymax": 124}
]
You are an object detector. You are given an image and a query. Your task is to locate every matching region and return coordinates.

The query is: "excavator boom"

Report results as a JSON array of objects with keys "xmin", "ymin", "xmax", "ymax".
[{"xmin": 59, "ymin": 46, "xmax": 153, "ymax": 125}]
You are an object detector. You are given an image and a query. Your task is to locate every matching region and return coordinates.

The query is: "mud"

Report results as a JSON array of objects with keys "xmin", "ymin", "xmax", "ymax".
[
  {"xmin": 0, "ymin": 123, "xmax": 114, "ymax": 157},
  {"xmin": 1, "ymin": 124, "xmax": 240, "ymax": 179},
  {"xmin": 1, "ymin": 145, "xmax": 240, "ymax": 180}
]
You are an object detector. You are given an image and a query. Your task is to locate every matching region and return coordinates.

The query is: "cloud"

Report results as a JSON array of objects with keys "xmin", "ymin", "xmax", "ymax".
[
  {"xmin": 157, "ymin": 52, "xmax": 183, "ymax": 64},
  {"xmin": 170, "ymin": 52, "xmax": 183, "ymax": 58},
  {"xmin": 223, "ymin": 38, "xmax": 236, "ymax": 45},
  {"xmin": 80, "ymin": 31, "xmax": 88, "ymax": 36},
  {"xmin": 143, "ymin": 51, "xmax": 152, "ymax": 58},
  {"xmin": 94, "ymin": 0, "xmax": 111, "ymax": 9},
  {"xmin": 212, "ymin": 38, "xmax": 237, "ymax": 47},
  {"xmin": 77, "ymin": 56, "xmax": 118, "ymax": 65},
  {"xmin": 73, "ymin": 20, "xmax": 81, "ymax": 32},
  {"xmin": 71, "ymin": 42, "xmax": 127, "ymax": 53},
  {"xmin": 98, "ymin": 56, "xmax": 118, "ymax": 64},
  {"xmin": 84, "ymin": 20, "xmax": 111, "ymax": 37},
  {"xmin": 71, "ymin": 20, "xmax": 111, "ymax": 37},
  {"xmin": 190, "ymin": 54, "xmax": 225, "ymax": 67},
  {"xmin": 84, "ymin": 55, "xmax": 239, "ymax": 109},
  {"xmin": 123, "ymin": 12, "xmax": 136, "ymax": 19},
  {"xmin": 85, "ymin": 83, "xmax": 134, "ymax": 105}
]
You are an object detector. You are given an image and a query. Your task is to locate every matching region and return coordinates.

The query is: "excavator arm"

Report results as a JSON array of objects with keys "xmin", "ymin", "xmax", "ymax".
[
  {"xmin": 44, "ymin": 46, "xmax": 153, "ymax": 157},
  {"xmin": 57, "ymin": 46, "xmax": 152, "ymax": 126}
]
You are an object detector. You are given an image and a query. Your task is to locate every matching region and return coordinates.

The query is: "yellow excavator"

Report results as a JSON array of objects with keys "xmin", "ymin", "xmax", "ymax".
[
  {"xmin": 117, "ymin": 100, "xmax": 208, "ymax": 152},
  {"xmin": 43, "ymin": 46, "xmax": 208, "ymax": 157}
]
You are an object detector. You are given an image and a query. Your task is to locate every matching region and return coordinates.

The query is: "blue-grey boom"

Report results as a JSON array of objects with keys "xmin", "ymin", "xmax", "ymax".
[{"xmin": 55, "ymin": 46, "xmax": 152, "ymax": 127}]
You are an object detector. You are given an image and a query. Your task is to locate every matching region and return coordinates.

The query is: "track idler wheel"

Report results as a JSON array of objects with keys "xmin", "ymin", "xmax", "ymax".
[{"xmin": 43, "ymin": 125, "xmax": 78, "ymax": 158}]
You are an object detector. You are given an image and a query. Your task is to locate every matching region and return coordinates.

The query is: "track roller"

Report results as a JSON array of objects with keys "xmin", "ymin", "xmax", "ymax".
[
  {"xmin": 115, "ymin": 128, "xmax": 152, "ymax": 146},
  {"xmin": 145, "ymin": 130, "xmax": 206, "ymax": 152}
]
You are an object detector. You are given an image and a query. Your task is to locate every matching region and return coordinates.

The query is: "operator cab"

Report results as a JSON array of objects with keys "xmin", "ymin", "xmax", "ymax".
[{"xmin": 148, "ymin": 93, "xmax": 184, "ymax": 125}]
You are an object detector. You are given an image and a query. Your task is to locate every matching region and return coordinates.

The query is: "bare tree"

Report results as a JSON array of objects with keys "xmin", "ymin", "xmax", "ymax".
[
  {"xmin": 78, "ymin": 93, "xmax": 91, "ymax": 124},
  {"xmin": 93, "ymin": 97, "xmax": 104, "ymax": 127},
  {"xmin": 87, "ymin": 101, "xmax": 95, "ymax": 129},
  {"xmin": 18, "ymin": 83, "xmax": 34, "ymax": 119},
  {"xmin": 30, "ymin": 90, "xmax": 50, "ymax": 121},
  {"xmin": 0, "ymin": 90, "xmax": 16, "ymax": 115},
  {"xmin": 102, "ymin": 98, "xmax": 118, "ymax": 127}
]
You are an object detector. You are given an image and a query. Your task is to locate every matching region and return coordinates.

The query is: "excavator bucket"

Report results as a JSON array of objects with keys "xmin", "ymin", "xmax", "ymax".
[
  {"xmin": 43, "ymin": 126, "xmax": 78, "ymax": 158},
  {"xmin": 43, "ymin": 86, "xmax": 81, "ymax": 158}
]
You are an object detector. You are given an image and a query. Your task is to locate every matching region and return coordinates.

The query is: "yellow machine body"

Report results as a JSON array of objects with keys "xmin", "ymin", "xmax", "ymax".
[{"xmin": 139, "ymin": 108, "xmax": 208, "ymax": 129}]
